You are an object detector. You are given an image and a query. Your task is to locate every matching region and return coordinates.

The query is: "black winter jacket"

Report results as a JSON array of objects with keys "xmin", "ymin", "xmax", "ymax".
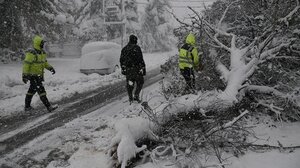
[{"xmin": 120, "ymin": 43, "xmax": 146, "ymax": 76}]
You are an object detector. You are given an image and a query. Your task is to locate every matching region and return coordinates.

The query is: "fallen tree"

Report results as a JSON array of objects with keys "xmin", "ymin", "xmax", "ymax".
[{"xmin": 106, "ymin": 0, "xmax": 300, "ymax": 167}]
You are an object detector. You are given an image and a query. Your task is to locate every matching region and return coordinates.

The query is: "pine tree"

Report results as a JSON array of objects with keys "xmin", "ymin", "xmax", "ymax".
[
  {"xmin": 72, "ymin": 0, "xmax": 107, "ymax": 43},
  {"xmin": 139, "ymin": 0, "xmax": 175, "ymax": 52},
  {"xmin": 0, "ymin": 0, "xmax": 24, "ymax": 50},
  {"xmin": 125, "ymin": 0, "xmax": 140, "ymax": 34}
]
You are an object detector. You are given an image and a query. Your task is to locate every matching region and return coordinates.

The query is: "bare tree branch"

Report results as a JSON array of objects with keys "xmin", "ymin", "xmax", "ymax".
[
  {"xmin": 260, "ymin": 41, "xmax": 291, "ymax": 60},
  {"xmin": 245, "ymin": 85, "xmax": 286, "ymax": 98},
  {"xmin": 278, "ymin": 0, "xmax": 300, "ymax": 25},
  {"xmin": 216, "ymin": 62, "xmax": 230, "ymax": 82},
  {"xmin": 257, "ymin": 100, "xmax": 283, "ymax": 122},
  {"xmin": 188, "ymin": 6, "xmax": 233, "ymax": 37},
  {"xmin": 217, "ymin": 0, "xmax": 239, "ymax": 29},
  {"xmin": 241, "ymin": 25, "xmax": 275, "ymax": 57},
  {"xmin": 168, "ymin": 10, "xmax": 194, "ymax": 28},
  {"xmin": 213, "ymin": 34, "xmax": 231, "ymax": 52},
  {"xmin": 206, "ymin": 110, "xmax": 249, "ymax": 136}
]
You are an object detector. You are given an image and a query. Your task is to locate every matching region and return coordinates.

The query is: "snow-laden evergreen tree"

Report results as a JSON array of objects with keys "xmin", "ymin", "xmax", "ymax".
[
  {"xmin": 0, "ymin": 0, "xmax": 74, "ymax": 62},
  {"xmin": 124, "ymin": 0, "xmax": 141, "ymax": 35},
  {"xmin": 73, "ymin": 0, "xmax": 106, "ymax": 43},
  {"xmin": 139, "ymin": 0, "xmax": 175, "ymax": 52},
  {"xmin": 0, "ymin": 0, "xmax": 67, "ymax": 50},
  {"xmin": 0, "ymin": 0, "xmax": 22, "ymax": 51}
]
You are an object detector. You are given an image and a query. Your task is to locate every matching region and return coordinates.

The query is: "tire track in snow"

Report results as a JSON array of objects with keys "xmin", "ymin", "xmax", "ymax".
[{"xmin": 0, "ymin": 69, "xmax": 162, "ymax": 157}]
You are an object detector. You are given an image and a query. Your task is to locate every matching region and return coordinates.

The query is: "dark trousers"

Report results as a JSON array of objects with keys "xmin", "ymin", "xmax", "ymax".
[
  {"xmin": 126, "ymin": 75, "xmax": 144, "ymax": 100},
  {"xmin": 180, "ymin": 67, "xmax": 195, "ymax": 90},
  {"xmin": 25, "ymin": 76, "xmax": 50, "ymax": 108}
]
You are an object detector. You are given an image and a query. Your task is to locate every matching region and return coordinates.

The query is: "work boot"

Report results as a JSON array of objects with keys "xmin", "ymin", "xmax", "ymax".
[
  {"xmin": 24, "ymin": 106, "xmax": 34, "ymax": 112},
  {"xmin": 25, "ymin": 94, "xmax": 34, "ymax": 111},
  {"xmin": 129, "ymin": 95, "xmax": 134, "ymax": 105},
  {"xmin": 40, "ymin": 95, "xmax": 51, "ymax": 107},
  {"xmin": 47, "ymin": 104, "xmax": 58, "ymax": 112},
  {"xmin": 129, "ymin": 98, "xmax": 133, "ymax": 105},
  {"xmin": 40, "ymin": 95, "xmax": 57, "ymax": 112},
  {"xmin": 133, "ymin": 96, "xmax": 142, "ymax": 103}
]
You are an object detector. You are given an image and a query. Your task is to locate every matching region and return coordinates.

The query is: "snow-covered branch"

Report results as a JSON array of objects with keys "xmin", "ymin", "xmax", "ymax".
[
  {"xmin": 245, "ymin": 85, "xmax": 286, "ymax": 98},
  {"xmin": 244, "ymin": 64, "xmax": 257, "ymax": 79},
  {"xmin": 231, "ymin": 34, "xmax": 237, "ymax": 49},
  {"xmin": 217, "ymin": 0, "xmax": 239, "ymax": 29},
  {"xmin": 188, "ymin": 6, "xmax": 233, "ymax": 37},
  {"xmin": 267, "ymin": 56, "xmax": 300, "ymax": 60},
  {"xmin": 213, "ymin": 34, "xmax": 231, "ymax": 52},
  {"xmin": 206, "ymin": 110, "xmax": 249, "ymax": 136},
  {"xmin": 258, "ymin": 32, "xmax": 276, "ymax": 54},
  {"xmin": 244, "ymin": 57, "xmax": 258, "ymax": 75},
  {"xmin": 182, "ymin": 6, "xmax": 234, "ymax": 53},
  {"xmin": 216, "ymin": 62, "xmax": 230, "ymax": 82},
  {"xmin": 206, "ymin": 42, "xmax": 224, "ymax": 49},
  {"xmin": 278, "ymin": 0, "xmax": 300, "ymax": 26},
  {"xmin": 202, "ymin": 27, "xmax": 231, "ymax": 52},
  {"xmin": 257, "ymin": 101, "xmax": 283, "ymax": 121},
  {"xmin": 260, "ymin": 41, "xmax": 291, "ymax": 60},
  {"xmin": 107, "ymin": 117, "xmax": 158, "ymax": 168},
  {"xmin": 242, "ymin": 27, "xmax": 273, "ymax": 58}
]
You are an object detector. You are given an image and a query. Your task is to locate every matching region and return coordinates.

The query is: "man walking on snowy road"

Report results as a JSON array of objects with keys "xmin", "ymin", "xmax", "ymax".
[
  {"xmin": 178, "ymin": 33, "xmax": 202, "ymax": 94},
  {"xmin": 120, "ymin": 34, "xmax": 146, "ymax": 104},
  {"xmin": 22, "ymin": 35, "xmax": 58, "ymax": 112}
]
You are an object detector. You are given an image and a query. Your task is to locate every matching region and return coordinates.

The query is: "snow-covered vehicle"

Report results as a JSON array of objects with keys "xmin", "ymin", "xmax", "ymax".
[{"xmin": 80, "ymin": 41, "xmax": 121, "ymax": 75}]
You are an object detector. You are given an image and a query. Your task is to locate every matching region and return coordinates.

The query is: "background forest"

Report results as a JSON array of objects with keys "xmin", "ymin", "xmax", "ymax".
[{"xmin": 0, "ymin": 0, "xmax": 175, "ymax": 62}]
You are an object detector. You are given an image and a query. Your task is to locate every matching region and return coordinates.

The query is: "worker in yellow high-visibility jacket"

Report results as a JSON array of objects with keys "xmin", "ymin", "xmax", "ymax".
[
  {"xmin": 178, "ymin": 33, "xmax": 202, "ymax": 93},
  {"xmin": 22, "ymin": 35, "xmax": 58, "ymax": 112}
]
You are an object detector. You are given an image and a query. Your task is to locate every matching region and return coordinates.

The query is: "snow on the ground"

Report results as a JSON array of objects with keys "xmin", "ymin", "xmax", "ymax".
[
  {"xmin": 0, "ymin": 81, "xmax": 165, "ymax": 167},
  {"xmin": 0, "ymin": 50, "xmax": 177, "ymax": 118},
  {"xmin": 1, "ymin": 79, "xmax": 300, "ymax": 168},
  {"xmin": 226, "ymin": 118, "xmax": 300, "ymax": 168},
  {"xmin": 227, "ymin": 119, "xmax": 300, "ymax": 168},
  {"xmin": 229, "ymin": 150, "xmax": 300, "ymax": 168}
]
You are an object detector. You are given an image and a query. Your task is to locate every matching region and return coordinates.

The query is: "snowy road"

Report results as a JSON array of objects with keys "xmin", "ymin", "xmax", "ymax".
[{"xmin": 0, "ymin": 68, "xmax": 162, "ymax": 157}]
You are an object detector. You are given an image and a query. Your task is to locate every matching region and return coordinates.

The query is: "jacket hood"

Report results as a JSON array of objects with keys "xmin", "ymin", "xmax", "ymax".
[
  {"xmin": 185, "ymin": 33, "xmax": 196, "ymax": 45},
  {"xmin": 129, "ymin": 34, "xmax": 138, "ymax": 44},
  {"xmin": 33, "ymin": 35, "xmax": 43, "ymax": 51}
]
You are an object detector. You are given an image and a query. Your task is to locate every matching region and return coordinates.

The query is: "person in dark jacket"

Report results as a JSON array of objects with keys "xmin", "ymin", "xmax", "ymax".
[
  {"xmin": 22, "ymin": 35, "xmax": 58, "ymax": 112},
  {"xmin": 120, "ymin": 35, "xmax": 146, "ymax": 104}
]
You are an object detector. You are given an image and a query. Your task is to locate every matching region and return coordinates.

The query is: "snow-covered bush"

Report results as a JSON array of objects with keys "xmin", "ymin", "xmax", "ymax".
[{"xmin": 0, "ymin": 48, "xmax": 24, "ymax": 63}]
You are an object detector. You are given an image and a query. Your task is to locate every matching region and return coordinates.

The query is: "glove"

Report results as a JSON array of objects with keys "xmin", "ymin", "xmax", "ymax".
[
  {"xmin": 198, "ymin": 64, "xmax": 204, "ymax": 71},
  {"xmin": 22, "ymin": 74, "xmax": 29, "ymax": 84},
  {"xmin": 196, "ymin": 64, "xmax": 204, "ymax": 71},
  {"xmin": 142, "ymin": 68, "xmax": 146, "ymax": 76},
  {"xmin": 121, "ymin": 69, "xmax": 126, "ymax": 75},
  {"xmin": 140, "ymin": 68, "xmax": 146, "ymax": 76},
  {"xmin": 49, "ymin": 68, "xmax": 56, "ymax": 75}
]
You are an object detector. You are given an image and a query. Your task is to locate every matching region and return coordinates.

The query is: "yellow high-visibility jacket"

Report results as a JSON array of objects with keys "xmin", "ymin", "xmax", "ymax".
[
  {"xmin": 22, "ymin": 36, "xmax": 52, "ymax": 77},
  {"xmin": 178, "ymin": 33, "xmax": 199, "ymax": 69}
]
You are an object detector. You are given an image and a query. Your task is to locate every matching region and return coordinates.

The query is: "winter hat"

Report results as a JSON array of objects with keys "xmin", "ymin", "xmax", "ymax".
[{"xmin": 129, "ymin": 34, "xmax": 138, "ymax": 44}]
